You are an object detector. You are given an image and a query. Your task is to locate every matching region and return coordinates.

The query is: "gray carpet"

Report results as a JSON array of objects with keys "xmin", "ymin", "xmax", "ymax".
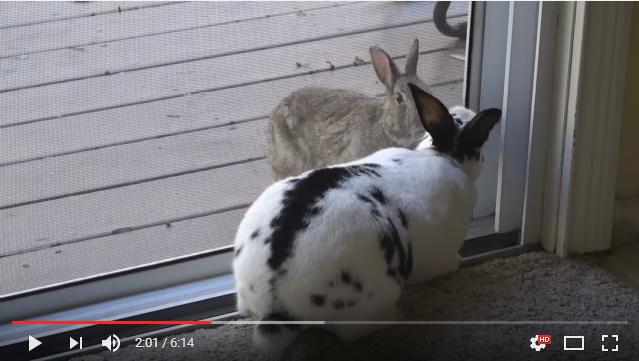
[{"xmin": 73, "ymin": 252, "xmax": 639, "ymax": 361}]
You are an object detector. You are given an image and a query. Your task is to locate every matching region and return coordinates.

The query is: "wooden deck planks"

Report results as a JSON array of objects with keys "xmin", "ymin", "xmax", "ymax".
[
  {"xmin": 0, "ymin": 159, "xmax": 272, "ymax": 258},
  {"xmin": 0, "ymin": 2, "xmax": 172, "ymax": 29},
  {"xmin": 0, "ymin": 2, "xmax": 337, "ymax": 58},
  {"xmin": 2, "ymin": 119, "xmax": 268, "ymax": 209},
  {"xmin": 0, "ymin": 1, "xmax": 469, "ymax": 295},
  {"xmin": 0, "ymin": 21, "xmax": 463, "ymax": 165},
  {"xmin": 1, "ymin": 79, "xmax": 463, "ymax": 210},
  {"xmin": 0, "ymin": 3, "xmax": 466, "ymax": 126},
  {"xmin": 1, "ymin": 72, "xmax": 462, "ymax": 209},
  {"xmin": 1, "ymin": 80, "xmax": 463, "ymax": 255},
  {"xmin": 0, "ymin": 36, "xmax": 462, "ymax": 129},
  {"xmin": 0, "ymin": 208, "xmax": 245, "ymax": 295},
  {"xmin": 0, "ymin": 2, "xmax": 466, "ymax": 91}
]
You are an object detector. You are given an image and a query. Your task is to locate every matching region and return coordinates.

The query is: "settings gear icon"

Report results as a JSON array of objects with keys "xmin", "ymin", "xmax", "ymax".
[{"xmin": 530, "ymin": 335, "xmax": 547, "ymax": 351}]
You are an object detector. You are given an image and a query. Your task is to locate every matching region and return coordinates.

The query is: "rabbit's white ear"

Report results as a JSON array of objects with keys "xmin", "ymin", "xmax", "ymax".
[
  {"xmin": 370, "ymin": 46, "xmax": 400, "ymax": 92},
  {"xmin": 405, "ymin": 39, "xmax": 419, "ymax": 76},
  {"xmin": 456, "ymin": 109, "xmax": 501, "ymax": 158},
  {"xmin": 408, "ymin": 83, "xmax": 456, "ymax": 152}
]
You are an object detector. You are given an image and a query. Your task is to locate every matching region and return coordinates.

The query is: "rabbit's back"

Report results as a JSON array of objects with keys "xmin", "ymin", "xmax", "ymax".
[
  {"xmin": 267, "ymin": 87, "xmax": 392, "ymax": 179},
  {"xmin": 234, "ymin": 161, "xmax": 407, "ymax": 322},
  {"xmin": 234, "ymin": 148, "xmax": 474, "ymax": 321}
]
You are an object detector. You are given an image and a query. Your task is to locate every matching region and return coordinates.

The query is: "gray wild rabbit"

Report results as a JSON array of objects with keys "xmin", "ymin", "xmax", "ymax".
[{"xmin": 267, "ymin": 39, "xmax": 431, "ymax": 179}]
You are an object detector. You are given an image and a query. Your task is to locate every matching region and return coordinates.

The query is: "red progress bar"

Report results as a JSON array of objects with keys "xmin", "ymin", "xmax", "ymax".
[{"xmin": 12, "ymin": 320, "xmax": 212, "ymax": 325}]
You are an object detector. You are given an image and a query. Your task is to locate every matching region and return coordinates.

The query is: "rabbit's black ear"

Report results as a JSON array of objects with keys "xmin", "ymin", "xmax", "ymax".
[
  {"xmin": 455, "ymin": 109, "xmax": 501, "ymax": 160},
  {"xmin": 405, "ymin": 39, "xmax": 419, "ymax": 76},
  {"xmin": 408, "ymin": 83, "xmax": 456, "ymax": 152},
  {"xmin": 370, "ymin": 46, "xmax": 400, "ymax": 92}
]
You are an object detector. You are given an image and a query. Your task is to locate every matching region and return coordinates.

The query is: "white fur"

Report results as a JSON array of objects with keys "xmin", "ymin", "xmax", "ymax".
[{"xmin": 233, "ymin": 108, "xmax": 484, "ymax": 353}]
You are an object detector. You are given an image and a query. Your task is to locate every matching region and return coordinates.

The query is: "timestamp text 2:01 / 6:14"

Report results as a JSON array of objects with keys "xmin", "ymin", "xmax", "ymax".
[{"xmin": 134, "ymin": 337, "xmax": 195, "ymax": 348}]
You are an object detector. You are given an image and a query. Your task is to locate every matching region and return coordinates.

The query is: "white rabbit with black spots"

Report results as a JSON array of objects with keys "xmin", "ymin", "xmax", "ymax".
[{"xmin": 233, "ymin": 84, "xmax": 501, "ymax": 355}]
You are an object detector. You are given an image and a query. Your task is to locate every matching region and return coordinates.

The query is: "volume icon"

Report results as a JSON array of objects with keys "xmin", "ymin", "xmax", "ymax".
[{"xmin": 101, "ymin": 334, "xmax": 120, "ymax": 352}]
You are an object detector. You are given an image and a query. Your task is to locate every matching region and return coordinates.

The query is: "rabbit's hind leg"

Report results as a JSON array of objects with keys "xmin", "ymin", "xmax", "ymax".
[{"xmin": 267, "ymin": 111, "xmax": 308, "ymax": 179}]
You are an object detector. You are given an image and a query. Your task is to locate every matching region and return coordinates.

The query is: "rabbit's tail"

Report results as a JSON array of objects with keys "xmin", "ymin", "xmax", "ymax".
[{"xmin": 252, "ymin": 313, "xmax": 301, "ymax": 355}]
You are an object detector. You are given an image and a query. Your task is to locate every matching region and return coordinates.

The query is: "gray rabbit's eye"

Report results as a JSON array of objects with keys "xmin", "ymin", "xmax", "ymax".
[{"xmin": 395, "ymin": 93, "xmax": 404, "ymax": 104}]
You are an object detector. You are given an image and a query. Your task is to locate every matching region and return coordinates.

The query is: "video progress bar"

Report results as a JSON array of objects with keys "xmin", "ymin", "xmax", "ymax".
[
  {"xmin": 13, "ymin": 320, "xmax": 630, "ymax": 326},
  {"xmin": 221, "ymin": 320, "xmax": 631, "ymax": 325}
]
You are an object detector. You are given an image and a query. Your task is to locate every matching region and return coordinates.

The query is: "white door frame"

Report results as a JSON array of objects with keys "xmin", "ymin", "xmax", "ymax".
[
  {"xmin": 532, "ymin": 2, "xmax": 633, "ymax": 256},
  {"xmin": 470, "ymin": 1, "xmax": 633, "ymax": 256}
]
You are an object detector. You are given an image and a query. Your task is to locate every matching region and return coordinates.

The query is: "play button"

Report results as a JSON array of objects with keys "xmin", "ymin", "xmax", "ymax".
[{"xmin": 28, "ymin": 335, "xmax": 42, "ymax": 351}]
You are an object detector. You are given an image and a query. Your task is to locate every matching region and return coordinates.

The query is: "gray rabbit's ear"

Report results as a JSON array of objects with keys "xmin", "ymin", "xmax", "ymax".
[
  {"xmin": 408, "ymin": 83, "xmax": 456, "ymax": 153},
  {"xmin": 370, "ymin": 46, "xmax": 400, "ymax": 92},
  {"xmin": 405, "ymin": 39, "xmax": 419, "ymax": 76}
]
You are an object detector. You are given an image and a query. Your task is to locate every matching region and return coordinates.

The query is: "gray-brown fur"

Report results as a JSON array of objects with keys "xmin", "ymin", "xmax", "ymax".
[{"xmin": 267, "ymin": 39, "xmax": 431, "ymax": 179}]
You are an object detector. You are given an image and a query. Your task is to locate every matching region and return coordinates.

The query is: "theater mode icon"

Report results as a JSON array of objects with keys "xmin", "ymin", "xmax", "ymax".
[
  {"xmin": 563, "ymin": 335, "xmax": 585, "ymax": 351},
  {"xmin": 530, "ymin": 334, "xmax": 551, "ymax": 351}
]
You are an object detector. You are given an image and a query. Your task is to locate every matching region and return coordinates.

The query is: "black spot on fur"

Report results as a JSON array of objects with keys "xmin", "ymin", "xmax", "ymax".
[
  {"xmin": 359, "ymin": 192, "xmax": 383, "ymax": 218},
  {"xmin": 392, "ymin": 158, "xmax": 403, "ymax": 164},
  {"xmin": 308, "ymin": 206, "xmax": 323, "ymax": 218},
  {"xmin": 380, "ymin": 233, "xmax": 395, "ymax": 266},
  {"xmin": 387, "ymin": 269, "xmax": 399, "ymax": 283},
  {"xmin": 266, "ymin": 164, "xmax": 381, "ymax": 270},
  {"xmin": 357, "ymin": 194, "xmax": 374, "ymax": 204},
  {"xmin": 268, "ymin": 276, "xmax": 277, "ymax": 289},
  {"xmin": 234, "ymin": 246, "xmax": 242, "ymax": 257},
  {"xmin": 347, "ymin": 300, "xmax": 356, "ymax": 308},
  {"xmin": 371, "ymin": 207, "xmax": 382, "ymax": 218},
  {"xmin": 370, "ymin": 187, "xmax": 387, "ymax": 205},
  {"xmin": 250, "ymin": 230, "xmax": 260, "ymax": 240},
  {"xmin": 268, "ymin": 269, "xmax": 287, "ymax": 291},
  {"xmin": 310, "ymin": 294, "xmax": 326, "ymax": 306},
  {"xmin": 333, "ymin": 300, "xmax": 345, "ymax": 310},
  {"xmin": 398, "ymin": 209, "xmax": 409, "ymax": 228},
  {"xmin": 341, "ymin": 271, "xmax": 352, "ymax": 284},
  {"xmin": 379, "ymin": 219, "xmax": 412, "ymax": 281},
  {"xmin": 353, "ymin": 281, "xmax": 363, "ymax": 292}
]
